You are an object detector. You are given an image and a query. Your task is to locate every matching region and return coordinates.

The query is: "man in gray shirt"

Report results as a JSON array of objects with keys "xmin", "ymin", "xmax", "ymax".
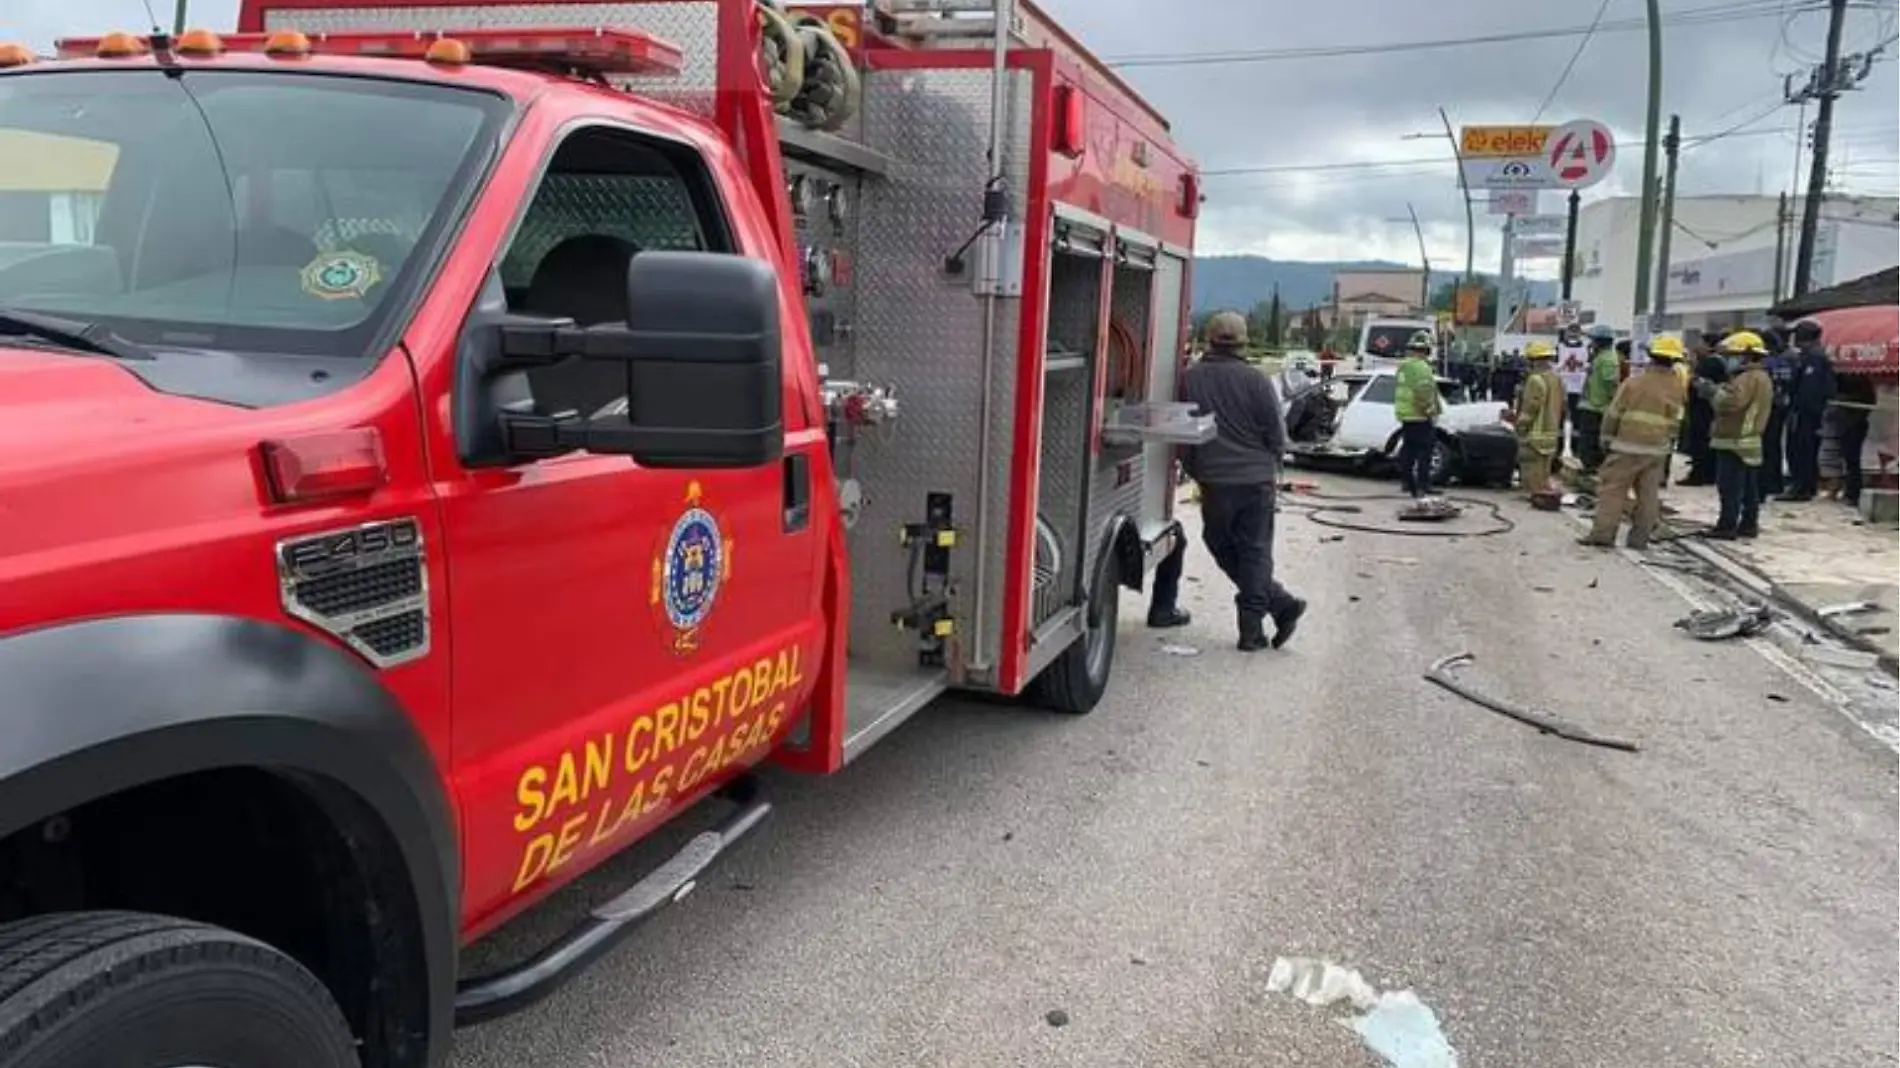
[{"xmin": 1179, "ymin": 311, "xmax": 1307, "ymax": 652}]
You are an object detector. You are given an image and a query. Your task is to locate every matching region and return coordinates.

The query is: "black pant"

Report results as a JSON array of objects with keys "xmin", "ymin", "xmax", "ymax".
[
  {"xmin": 1574, "ymin": 408, "xmax": 1604, "ymax": 473},
  {"xmin": 1786, "ymin": 410, "xmax": 1822, "ymax": 497},
  {"xmin": 1759, "ymin": 406, "xmax": 1787, "ymax": 496},
  {"xmin": 1842, "ymin": 413, "xmax": 1869, "ymax": 504},
  {"xmin": 1715, "ymin": 451, "xmax": 1760, "ymax": 533},
  {"xmin": 1396, "ymin": 421, "xmax": 1436, "ymax": 498},
  {"xmin": 1683, "ymin": 403, "xmax": 1715, "ymax": 483},
  {"xmin": 1148, "ymin": 530, "xmax": 1186, "ymax": 615},
  {"xmin": 1199, "ymin": 482, "xmax": 1296, "ymax": 625}
]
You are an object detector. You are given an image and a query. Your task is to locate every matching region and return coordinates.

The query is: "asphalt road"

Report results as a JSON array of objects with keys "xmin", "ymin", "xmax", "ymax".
[{"xmin": 455, "ymin": 474, "xmax": 1898, "ymax": 1068}]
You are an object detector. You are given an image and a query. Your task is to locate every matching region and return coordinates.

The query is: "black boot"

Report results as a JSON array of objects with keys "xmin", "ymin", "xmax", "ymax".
[
  {"xmin": 1237, "ymin": 612, "xmax": 1270, "ymax": 652},
  {"xmin": 1147, "ymin": 607, "xmax": 1192, "ymax": 629},
  {"xmin": 1270, "ymin": 598, "xmax": 1308, "ymax": 649}
]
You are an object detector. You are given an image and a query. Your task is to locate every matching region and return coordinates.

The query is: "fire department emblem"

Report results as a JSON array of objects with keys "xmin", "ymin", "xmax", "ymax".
[
  {"xmin": 651, "ymin": 481, "xmax": 732, "ymax": 656},
  {"xmin": 300, "ymin": 250, "xmax": 383, "ymax": 301}
]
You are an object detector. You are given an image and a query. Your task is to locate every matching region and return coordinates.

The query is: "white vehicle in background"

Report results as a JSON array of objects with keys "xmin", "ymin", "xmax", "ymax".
[
  {"xmin": 1357, "ymin": 317, "xmax": 1438, "ymax": 371},
  {"xmin": 1280, "ymin": 369, "xmax": 1519, "ymax": 487}
]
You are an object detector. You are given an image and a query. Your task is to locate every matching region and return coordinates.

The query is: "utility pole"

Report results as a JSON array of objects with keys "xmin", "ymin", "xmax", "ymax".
[
  {"xmin": 1496, "ymin": 213, "xmax": 1517, "ymax": 335},
  {"xmin": 1771, "ymin": 192, "xmax": 1790, "ymax": 306},
  {"xmin": 1399, "ymin": 202, "xmax": 1433, "ymax": 311},
  {"xmin": 172, "ymin": 0, "xmax": 189, "ymax": 33},
  {"xmin": 1652, "ymin": 114, "xmax": 1681, "ymax": 316},
  {"xmin": 1787, "ymin": 0, "xmax": 1874, "ymax": 297},
  {"xmin": 1629, "ymin": 0, "xmax": 1664, "ymax": 324},
  {"xmin": 1437, "ymin": 107, "xmax": 1475, "ymax": 357}
]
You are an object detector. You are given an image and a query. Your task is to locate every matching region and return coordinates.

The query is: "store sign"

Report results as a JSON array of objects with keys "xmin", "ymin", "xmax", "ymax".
[
  {"xmin": 1513, "ymin": 215, "xmax": 1566, "ymax": 237},
  {"xmin": 1487, "ymin": 190, "xmax": 1535, "ymax": 215},
  {"xmin": 1464, "ymin": 156, "xmax": 1556, "ymax": 190},
  {"xmin": 1460, "ymin": 125, "xmax": 1553, "ymax": 158},
  {"xmin": 1458, "ymin": 124, "xmax": 1557, "ymax": 190},
  {"xmin": 1514, "ymin": 238, "xmax": 1565, "ymax": 259},
  {"xmin": 1664, "ymin": 247, "xmax": 1777, "ymax": 304}
]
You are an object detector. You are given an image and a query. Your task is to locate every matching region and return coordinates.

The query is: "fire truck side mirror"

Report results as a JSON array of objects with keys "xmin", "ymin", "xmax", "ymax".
[{"xmin": 471, "ymin": 252, "xmax": 785, "ymax": 470}]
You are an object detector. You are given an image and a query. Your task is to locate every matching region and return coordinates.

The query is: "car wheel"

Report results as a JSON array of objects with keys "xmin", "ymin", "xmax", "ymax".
[
  {"xmin": 1026, "ymin": 560, "xmax": 1120, "ymax": 715},
  {"xmin": 0, "ymin": 911, "xmax": 359, "ymax": 1068},
  {"xmin": 1430, "ymin": 435, "xmax": 1461, "ymax": 486}
]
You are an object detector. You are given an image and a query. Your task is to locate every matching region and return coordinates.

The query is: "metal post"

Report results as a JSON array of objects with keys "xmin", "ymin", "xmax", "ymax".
[
  {"xmin": 1772, "ymin": 191, "xmax": 1789, "ymax": 305},
  {"xmin": 1653, "ymin": 114, "xmax": 1681, "ymax": 316},
  {"xmin": 1405, "ymin": 202, "xmax": 1432, "ymax": 310},
  {"xmin": 1437, "ymin": 107, "xmax": 1474, "ymax": 354},
  {"xmin": 172, "ymin": 0, "xmax": 189, "ymax": 33},
  {"xmin": 1630, "ymin": 0, "xmax": 1664, "ymax": 321},
  {"xmin": 1496, "ymin": 213, "xmax": 1517, "ymax": 335},
  {"xmin": 1560, "ymin": 189, "xmax": 1581, "ymax": 301},
  {"xmin": 965, "ymin": 0, "xmax": 1014, "ymax": 678},
  {"xmin": 1793, "ymin": 0, "xmax": 1850, "ymax": 297}
]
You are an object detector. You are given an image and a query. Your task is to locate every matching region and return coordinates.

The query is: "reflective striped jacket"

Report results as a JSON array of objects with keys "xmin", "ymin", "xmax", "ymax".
[
  {"xmin": 1712, "ymin": 366, "xmax": 1773, "ymax": 466},
  {"xmin": 1601, "ymin": 366, "xmax": 1686, "ymax": 457},
  {"xmin": 1516, "ymin": 370, "xmax": 1564, "ymax": 452}
]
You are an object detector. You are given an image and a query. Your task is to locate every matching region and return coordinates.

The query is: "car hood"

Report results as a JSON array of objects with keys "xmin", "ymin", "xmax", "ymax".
[{"xmin": 0, "ymin": 346, "xmax": 280, "ymax": 574}]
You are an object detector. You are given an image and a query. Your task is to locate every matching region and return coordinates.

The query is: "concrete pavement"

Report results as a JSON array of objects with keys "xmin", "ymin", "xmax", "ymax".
[{"xmin": 454, "ymin": 474, "xmax": 1898, "ymax": 1068}]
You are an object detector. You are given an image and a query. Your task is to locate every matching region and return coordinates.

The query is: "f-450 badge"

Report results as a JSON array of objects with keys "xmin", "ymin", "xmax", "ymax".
[{"xmin": 652, "ymin": 481, "xmax": 732, "ymax": 656}]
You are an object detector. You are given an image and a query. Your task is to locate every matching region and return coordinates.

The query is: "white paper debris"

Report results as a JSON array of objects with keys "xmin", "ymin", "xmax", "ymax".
[{"xmin": 1266, "ymin": 957, "xmax": 1459, "ymax": 1068}]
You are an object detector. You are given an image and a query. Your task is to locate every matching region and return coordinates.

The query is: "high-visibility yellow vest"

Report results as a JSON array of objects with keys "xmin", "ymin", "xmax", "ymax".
[
  {"xmin": 1712, "ymin": 366, "xmax": 1773, "ymax": 466},
  {"xmin": 1516, "ymin": 369, "xmax": 1563, "ymax": 452},
  {"xmin": 1581, "ymin": 347, "xmax": 1621, "ymax": 412},
  {"xmin": 1394, "ymin": 356, "xmax": 1440, "ymax": 423},
  {"xmin": 1601, "ymin": 366, "xmax": 1685, "ymax": 456}
]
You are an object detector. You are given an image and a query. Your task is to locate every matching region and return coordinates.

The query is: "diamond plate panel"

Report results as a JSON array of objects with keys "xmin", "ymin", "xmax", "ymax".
[
  {"xmin": 264, "ymin": 2, "xmax": 718, "ymax": 113},
  {"xmin": 785, "ymin": 159, "xmax": 861, "ymax": 383},
  {"xmin": 846, "ymin": 67, "xmax": 1034, "ymax": 673},
  {"xmin": 1033, "ymin": 251, "xmax": 1100, "ymax": 624},
  {"xmin": 500, "ymin": 173, "xmax": 703, "ymax": 287},
  {"xmin": 1083, "ymin": 267, "xmax": 1155, "ymax": 580}
]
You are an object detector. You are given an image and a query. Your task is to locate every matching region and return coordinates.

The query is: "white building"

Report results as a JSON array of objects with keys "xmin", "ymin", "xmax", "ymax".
[{"xmin": 1565, "ymin": 194, "xmax": 1898, "ymax": 333}]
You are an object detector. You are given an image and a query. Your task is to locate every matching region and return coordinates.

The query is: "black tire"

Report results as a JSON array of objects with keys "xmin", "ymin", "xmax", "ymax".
[
  {"xmin": 1430, "ymin": 434, "xmax": 1462, "ymax": 486},
  {"xmin": 1026, "ymin": 567, "xmax": 1120, "ymax": 715},
  {"xmin": 0, "ymin": 911, "xmax": 358, "ymax": 1068}
]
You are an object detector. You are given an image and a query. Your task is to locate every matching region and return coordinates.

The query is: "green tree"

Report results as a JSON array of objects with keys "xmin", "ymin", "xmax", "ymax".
[{"xmin": 1265, "ymin": 286, "xmax": 1284, "ymax": 348}]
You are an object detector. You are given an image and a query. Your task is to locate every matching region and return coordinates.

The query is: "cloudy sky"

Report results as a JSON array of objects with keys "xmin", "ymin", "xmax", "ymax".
[{"xmin": 5, "ymin": 0, "xmax": 1895, "ymax": 279}]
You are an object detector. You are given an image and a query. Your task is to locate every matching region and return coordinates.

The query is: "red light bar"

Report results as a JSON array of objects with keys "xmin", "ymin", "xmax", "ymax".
[
  {"xmin": 259, "ymin": 428, "xmax": 387, "ymax": 505},
  {"xmin": 55, "ymin": 26, "xmax": 683, "ymax": 77}
]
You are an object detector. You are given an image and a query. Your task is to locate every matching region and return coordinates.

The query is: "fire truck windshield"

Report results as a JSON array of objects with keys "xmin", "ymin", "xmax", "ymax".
[{"xmin": 0, "ymin": 69, "xmax": 507, "ymax": 359}]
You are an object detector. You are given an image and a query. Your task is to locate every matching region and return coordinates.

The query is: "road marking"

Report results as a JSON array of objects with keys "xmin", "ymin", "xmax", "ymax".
[{"xmin": 1266, "ymin": 957, "xmax": 1459, "ymax": 1068}]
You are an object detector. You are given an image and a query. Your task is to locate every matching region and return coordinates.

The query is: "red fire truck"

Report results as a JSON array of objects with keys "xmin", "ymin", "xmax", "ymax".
[{"xmin": 0, "ymin": 1, "xmax": 1201, "ymax": 1062}]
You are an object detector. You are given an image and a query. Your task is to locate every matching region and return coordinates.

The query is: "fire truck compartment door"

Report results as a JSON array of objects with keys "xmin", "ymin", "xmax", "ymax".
[{"xmin": 1139, "ymin": 251, "xmax": 1187, "ymax": 535}]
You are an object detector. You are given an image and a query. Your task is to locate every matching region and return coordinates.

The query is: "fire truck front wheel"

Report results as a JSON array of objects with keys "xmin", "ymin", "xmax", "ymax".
[
  {"xmin": 1027, "ymin": 567, "xmax": 1120, "ymax": 715},
  {"xmin": 0, "ymin": 911, "xmax": 360, "ymax": 1068}
]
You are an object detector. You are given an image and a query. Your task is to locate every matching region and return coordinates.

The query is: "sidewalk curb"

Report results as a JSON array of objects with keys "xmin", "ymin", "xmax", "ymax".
[{"xmin": 1666, "ymin": 531, "xmax": 1899, "ymax": 680}]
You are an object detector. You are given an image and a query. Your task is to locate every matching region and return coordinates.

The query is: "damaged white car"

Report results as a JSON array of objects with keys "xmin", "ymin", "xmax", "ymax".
[{"xmin": 1277, "ymin": 368, "xmax": 1519, "ymax": 487}]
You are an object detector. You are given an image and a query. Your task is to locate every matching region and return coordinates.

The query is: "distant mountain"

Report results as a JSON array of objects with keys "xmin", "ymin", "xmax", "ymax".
[{"xmin": 1192, "ymin": 255, "xmax": 1558, "ymax": 312}]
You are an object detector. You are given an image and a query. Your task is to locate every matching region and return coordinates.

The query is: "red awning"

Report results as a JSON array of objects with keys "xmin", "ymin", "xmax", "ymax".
[{"xmin": 1813, "ymin": 304, "xmax": 1899, "ymax": 376}]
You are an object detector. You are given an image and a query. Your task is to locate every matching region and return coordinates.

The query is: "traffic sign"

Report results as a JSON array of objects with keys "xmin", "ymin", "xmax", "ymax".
[
  {"xmin": 1546, "ymin": 119, "xmax": 1615, "ymax": 189},
  {"xmin": 1513, "ymin": 238, "xmax": 1565, "ymax": 259},
  {"xmin": 1513, "ymin": 215, "xmax": 1565, "ymax": 236}
]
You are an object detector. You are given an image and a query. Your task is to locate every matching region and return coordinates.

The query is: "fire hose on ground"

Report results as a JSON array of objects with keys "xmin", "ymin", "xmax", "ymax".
[{"xmin": 1425, "ymin": 652, "xmax": 1640, "ymax": 753}]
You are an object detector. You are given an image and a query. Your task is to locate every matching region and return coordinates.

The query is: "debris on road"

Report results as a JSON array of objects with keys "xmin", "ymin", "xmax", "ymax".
[
  {"xmin": 1817, "ymin": 600, "xmax": 1879, "ymax": 619},
  {"xmin": 1674, "ymin": 604, "xmax": 1773, "ymax": 642},
  {"xmin": 1803, "ymin": 646, "xmax": 1880, "ymax": 671},
  {"xmin": 1320, "ymin": 533, "xmax": 1347, "ymax": 543},
  {"xmin": 1425, "ymin": 652, "xmax": 1641, "ymax": 752},
  {"xmin": 1265, "ymin": 957, "xmax": 1459, "ymax": 1068},
  {"xmin": 1160, "ymin": 643, "xmax": 1202, "ymax": 657},
  {"xmin": 1044, "ymin": 1009, "xmax": 1070, "ymax": 1028},
  {"xmin": 1375, "ymin": 556, "xmax": 1420, "ymax": 567}
]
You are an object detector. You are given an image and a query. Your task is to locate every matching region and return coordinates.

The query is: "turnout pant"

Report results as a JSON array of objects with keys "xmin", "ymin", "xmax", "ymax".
[
  {"xmin": 1786, "ymin": 410, "xmax": 1822, "ymax": 497},
  {"xmin": 1587, "ymin": 451, "xmax": 1667, "ymax": 547},
  {"xmin": 1199, "ymin": 482, "xmax": 1297, "ymax": 627},
  {"xmin": 1715, "ymin": 451, "xmax": 1761, "ymax": 534},
  {"xmin": 1396, "ymin": 421, "xmax": 1437, "ymax": 498},
  {"xmin": 1518, "ymin": 443, "xmax": 1555, "ymax": 496}
]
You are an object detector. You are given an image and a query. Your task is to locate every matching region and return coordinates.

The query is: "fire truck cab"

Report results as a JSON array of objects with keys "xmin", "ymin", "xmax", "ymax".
[{"xmin": 0, "ymin": 2, "xmax": 1200, "ymax": 1064}]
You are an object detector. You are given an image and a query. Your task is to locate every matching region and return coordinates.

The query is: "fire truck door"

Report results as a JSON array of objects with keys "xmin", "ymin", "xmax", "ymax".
[{"xmin": 440, "ymin": 123, "xmax": 818, "ymax": 926}]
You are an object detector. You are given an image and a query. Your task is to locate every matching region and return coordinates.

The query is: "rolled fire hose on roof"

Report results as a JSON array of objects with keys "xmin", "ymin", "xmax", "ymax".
[
  {"xmin": 787, "ymin": 12, "xmax": 862, "ymax": 131},
  {"xmin": 755, "ymin": 0, "xmax": 805, "ymax": 109}
]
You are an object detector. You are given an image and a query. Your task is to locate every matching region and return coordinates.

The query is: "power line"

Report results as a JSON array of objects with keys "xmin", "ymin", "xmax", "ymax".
[
  {"xmin": 1532, "ymin": 0, "xmax": 1617, "ymax": 123},
  {"xmin": 1200, "ymin": 121, "xmax": 1866, "ymax": 178},
  {"xmin": 1101, "ymin": 0, "xmax": 1795, "ymax": 68}
]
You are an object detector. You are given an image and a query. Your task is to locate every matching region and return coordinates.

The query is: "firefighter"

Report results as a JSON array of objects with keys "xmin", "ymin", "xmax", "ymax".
[
  {"xmin": 1514, "ymin": 340, "xmax": 1564, "ymax": 502},
  {"xmin": 1678, "ymin": 331, "xmax": 1728, "ymax": 485},
  {"xmin": 1574, "ymin": 324, "xmax": 1620, "ymax": 481},
  {"xmin": 1579, "ymin": 336, "xmax": 1686, "ymax": 550},
  {"xmin": 1176, "ymin": 311, "xmax": 1307, "ymax": 652},
  {"xmin": 1394, "ymin": 330, "xmax": 1443, "ymax": 500},
  {"xmin": 1706, "ymin": 331, "xmax": 1774, "ymax": 539}
]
